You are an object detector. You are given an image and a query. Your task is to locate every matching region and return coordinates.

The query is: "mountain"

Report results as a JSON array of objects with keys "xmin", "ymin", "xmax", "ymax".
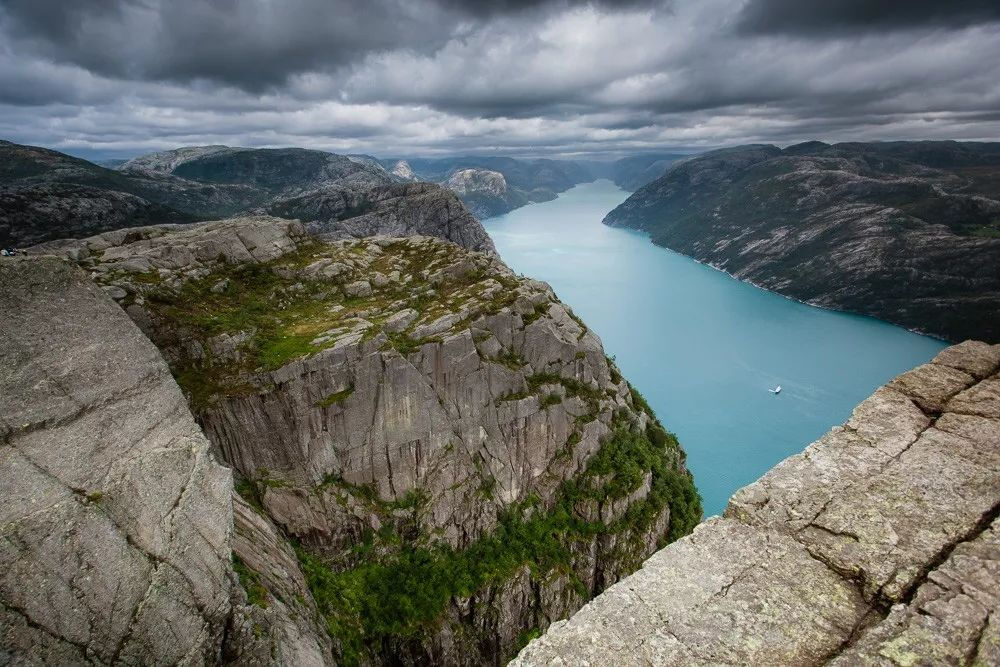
[
  {"xmin": 603, "ymin": 141, "xmax": 1000, "ymax": 342},
  {"xmin": 386, "ymin": 155, "xmax": 593, "ymax": 217},
  {"xmin": 8, "ymin": 216, "xmax": 700, "ymax": 665},
  {"xmin": 443, "ymin": 167, "xmax": 529, "ymax": 218},
  {"xmin": 120, "ymin": 145, "xmax": 394, "ymax": 197},
  {"xmin": 0, "ymin": 141, "xmax": 489, "ymax": 251},
  {"xmin": 610, "ymin": 153, "xmax": 689, "ymax": 191}
]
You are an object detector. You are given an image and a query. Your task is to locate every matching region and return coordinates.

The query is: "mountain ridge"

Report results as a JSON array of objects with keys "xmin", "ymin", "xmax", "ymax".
[{"xmin": 603, "ymin": 140, "xmax": 1000, "ymax": 342}]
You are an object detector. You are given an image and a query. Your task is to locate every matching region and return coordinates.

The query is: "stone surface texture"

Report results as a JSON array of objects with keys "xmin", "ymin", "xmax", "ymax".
[
  {"xmin": 0, "ymin": 256, "xmax": 235, "ymax": 665},
  {"xmin": 514, "ymin": 340, "xmax": 1000, "ymax": 666}
]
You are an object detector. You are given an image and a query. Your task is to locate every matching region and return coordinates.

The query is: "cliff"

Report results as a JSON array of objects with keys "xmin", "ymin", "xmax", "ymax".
[
  {"xmin": 444, "ymin": 168, "xmax": 528, "ymax": 219},
  {"xmin": 7, "ymin": 216, "xmax": 699, "ymax": 665},
  {"xmin": 515, "ymin": 340, "xmax": 1000, "ymax": 665},
  {"xmin": 0, "ymin": 257, "xmax": 235, "ymax": 664},
  {"xmin": 603, "ymin": 141, "xmax": 1000, "ymax": 342}
]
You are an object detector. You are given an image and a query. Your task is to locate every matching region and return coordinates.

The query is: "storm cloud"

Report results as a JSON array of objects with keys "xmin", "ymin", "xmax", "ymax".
[{"xmin": 0, "ymin": 0, "xmax": 998, "ymax": 159}]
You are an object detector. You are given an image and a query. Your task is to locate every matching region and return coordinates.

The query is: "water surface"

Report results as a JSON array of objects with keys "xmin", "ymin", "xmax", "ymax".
[{"xmin": 483, "ymin": 180, "xmax": 946, "ymax": 516}]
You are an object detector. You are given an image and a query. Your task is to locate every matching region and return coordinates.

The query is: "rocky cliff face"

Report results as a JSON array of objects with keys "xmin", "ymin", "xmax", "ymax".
[
  {"xmin": 14, "ymin": 216, "xmax": 699, "ymax": 665},
  {"xmin": 0, "ymin": 256, "xmax": 235, "ymax": 664},
  {"xmin": 515, "ymin": 340, "xmax": 1000, "ymax": 665},
  {"xmin": 444, "ymin": 168, "xmax": 528, "ymax": 219},
  {"xmin": 392, "ymin": 160, "xmax": 416, "ymax": 181},
  {"xmin": 604, "ymin": 141, "xmax": 1000, "ymax": 342},
  {"xmin": 266, "ymin": 182, "xmax": 496, "ymax": 253}
]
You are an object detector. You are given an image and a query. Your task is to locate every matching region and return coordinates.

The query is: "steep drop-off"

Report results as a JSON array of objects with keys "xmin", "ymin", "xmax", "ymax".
[
  {"xmin": 516, "ymin": 340, "xmax": 1000, "ymax": 665},
  {"xmin": 17, "ymin": 216, "xmax": 700, "ymax": 665},
  {"xmin": 604, "ymin": 141, "xmax": 1000, "ymax": 342}
]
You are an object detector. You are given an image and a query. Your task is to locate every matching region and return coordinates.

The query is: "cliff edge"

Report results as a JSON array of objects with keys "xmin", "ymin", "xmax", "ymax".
[
  {"xmin": 514, "ymin": 340, "xmax": 1000, "ymax": 665},
  {"xmin": 5, "ymin": 216, "xmax": 698, "ymax": 665}
]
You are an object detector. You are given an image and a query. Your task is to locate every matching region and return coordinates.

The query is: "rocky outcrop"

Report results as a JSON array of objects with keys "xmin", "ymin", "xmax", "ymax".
[
  {"xmin": 27, "ymin": 217, "xmax": 698, "ymax": 665},
  {"xmin": 385, "ymin": 156, "xmax": 593, "ymax": 218},
  {"xmin": 514, "ymin": 340, "xmax": 1000, "ymax": 665},
  {"xmin": 268, "ymin": 182, "xmax": 496, "ymax": 253},
  {"xmin": 0, "ymin": 256, "xmax": 235, "ymax": 664},
  {"xmin": 603, "ymin": 141, "xmax": 1000, "ymax": 342},
  {"xmin": 443, "ymin": 168, "xmax": 528, "ymax": 219},
  {"xmin": 391, "ymin": 160, "xmax": 416, "ymax": 181}
]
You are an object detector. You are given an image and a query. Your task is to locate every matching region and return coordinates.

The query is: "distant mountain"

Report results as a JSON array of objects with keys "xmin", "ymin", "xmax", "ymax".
[
  {"xmin": 603, "ymin": 141, "xmax": 1000, "ymax": 342},
  {"xmin": 0, "ymin": 141, "xmax": 490, "ymax": 251},
  {"xmin": 384, "ymin": 155, "xmax": 593, "ymax": 217},
  {"xmin": 94, "ymin": 158, "xmax": 129, "ymax": 169},
  {"xmin": 120, "ymin": 145, "xmax": 393, "ymax": 197},
  {"xmin": 611, "ymin": 153, "xmax": 689, "ymax": 191}
]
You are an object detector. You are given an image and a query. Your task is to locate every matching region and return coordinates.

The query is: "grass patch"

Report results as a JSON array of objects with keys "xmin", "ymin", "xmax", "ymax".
[
  {"xmin": 316, "ymin": 385, "xmax": 355, "ymax": 408},
  {"xmin": 233, "ymin": 554, "xmax": 270, "ymax": 608},
  {"xmin": 540, "ymin": 393, "xmax": 562, "ymax": 408}
]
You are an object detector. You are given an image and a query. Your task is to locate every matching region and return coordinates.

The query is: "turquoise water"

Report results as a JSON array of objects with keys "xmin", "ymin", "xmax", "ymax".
[{"xmin": 483, "ymin": 180, "xmax": 947, "ymax": 516}]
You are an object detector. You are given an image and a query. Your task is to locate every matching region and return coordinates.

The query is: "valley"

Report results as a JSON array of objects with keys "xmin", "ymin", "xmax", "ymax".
[{"xmin": 484, "ymin": 180, "xmax": 947, "ymax": 514}]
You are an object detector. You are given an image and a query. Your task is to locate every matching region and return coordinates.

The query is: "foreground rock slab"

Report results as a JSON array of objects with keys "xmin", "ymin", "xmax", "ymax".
[
  {"xmin": 0, "ymin": 257, "xmax": 234, "ymax": 665},
  {"xmin": 513, "ymin": 340, "xmax": 1000, "ymax": 665}
]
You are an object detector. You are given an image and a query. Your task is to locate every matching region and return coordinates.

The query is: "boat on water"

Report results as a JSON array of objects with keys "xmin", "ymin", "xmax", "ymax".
[{"xmin": 769, "ymin": 385, "xmax": 782, "ymax": 394}]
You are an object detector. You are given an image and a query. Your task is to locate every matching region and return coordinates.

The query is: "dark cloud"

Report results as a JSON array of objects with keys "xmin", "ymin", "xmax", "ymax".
[
  {"xmin": 738, "ymin": 0, "xmax": 1000, "ymax": 35},
  {"xmin": 0, "ymin": 0, "xmax": 998, "ymax": 158},
  {"xmin": 0, "ymin": 0, "xmax": 461, "ymax": 90},
  {"xmin": 436, "ymin": 0, "xmax": 663, "ymax": 18},
  {"xmin": 0, "ymin": 0, "xmax": 665, "ymax": 92}
]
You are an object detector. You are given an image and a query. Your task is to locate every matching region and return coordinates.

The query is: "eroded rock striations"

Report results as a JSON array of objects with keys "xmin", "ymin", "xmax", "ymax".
[
  {"xmin": 603, "ymin": 141, "xmax": 1000, "ymax": 342},
  {"xmin": 9, "ymin": 216, "xmax": 699, "ymax": 665},
  {"xmin": 0, "ymin": 257, "xmax": 234, "ymax": 664},
  {"xmin": 514, "ymin": 340, "xmax": 1000, "ymax": 665}
]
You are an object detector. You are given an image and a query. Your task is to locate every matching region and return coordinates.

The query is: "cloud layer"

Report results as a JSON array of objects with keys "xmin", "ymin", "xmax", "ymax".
[{"xmin": 1, "ymin": 0, "xmax": 998, "ymax": 158}]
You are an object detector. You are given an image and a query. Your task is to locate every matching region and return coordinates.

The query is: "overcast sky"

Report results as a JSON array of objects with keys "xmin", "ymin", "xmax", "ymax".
[{"xmin": 2, "ymin": 0, "xmax": 999, "ymax": 160}]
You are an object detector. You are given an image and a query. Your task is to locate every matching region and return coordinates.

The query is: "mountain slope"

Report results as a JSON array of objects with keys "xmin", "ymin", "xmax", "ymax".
[
  {"xmin": 610, "ymin": 153, "xmax": 689, "ymax": 191},
  {"xmin": 603, "ymin": 141, "xmax": 1000, "ymax": 342},
  {"xmin": 0, "ymin": 141, "xmax": 488, "ymax": 251},
  {"xmin": 20, "ymin": 217, "xmax": 701, "ymax": 665}
]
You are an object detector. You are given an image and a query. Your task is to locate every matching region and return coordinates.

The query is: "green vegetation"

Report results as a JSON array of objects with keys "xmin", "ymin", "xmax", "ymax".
[
  {"xmin": 233, "ymin": 554, "xmax": 270, "ymax": 608},
  {"xmin": 385, "ymin": 332, "xmax": 443, "ymax": 355},
  {"xmin": 522, "ymin": 302, "xmax": 550, "ymax": 325},
  {"xmin": 234, "ymin": 477, "xmax": 266, "ymax": 514},
  {"xmin": 493, "ymin": 349, "xmax": 526, "ymax": 370},
  {"xmin": 315, "ymin": 385, "xmax": 355, "ymax": 408},
  {"xmin": 540, "ymin": 393, "xmax": 563, "ymax": 408},
  {"xmin": 297, "ymin": 417, "xmax": 701, "ymax": 665}
]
